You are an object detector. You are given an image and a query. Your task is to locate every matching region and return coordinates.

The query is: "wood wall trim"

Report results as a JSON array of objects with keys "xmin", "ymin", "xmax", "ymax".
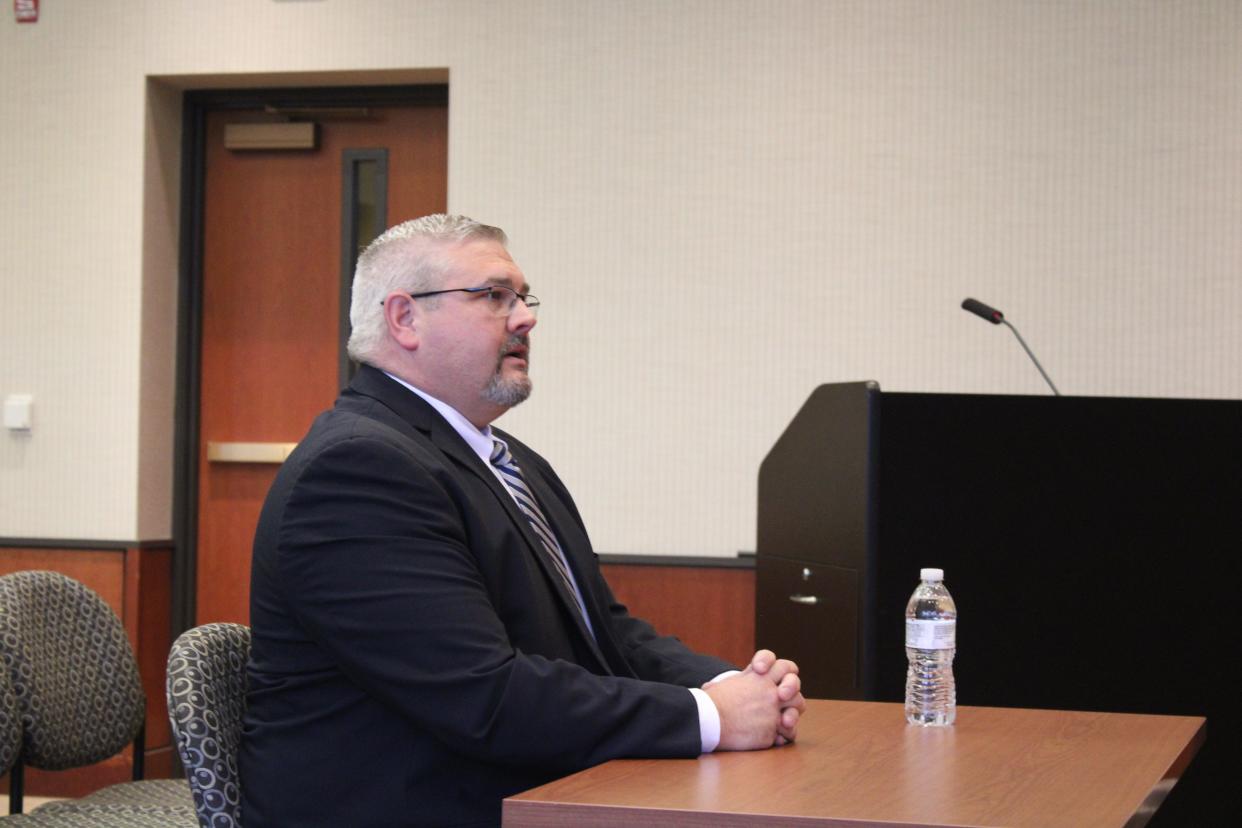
[
  {"xmin": 0, "ymin": 548, "xmax": 125, "ymax": 610},
  {"xmin": 129, "ymin": 546, "xmax": 174, "ymax": 748},
  {"xmin": 0, "ymin": 538, "xmax": 174, "ymax": 550},
  {"xmin": 600, "ymin": 563, "xmax": 755, "ymax": 668},
  {"xmin": 598, "ymin": 553, "xmax": 755, "ymax": 569}
]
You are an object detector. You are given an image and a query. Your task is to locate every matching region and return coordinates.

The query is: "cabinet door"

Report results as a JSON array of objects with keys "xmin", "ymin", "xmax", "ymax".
[{"xmin": 756, "ymin": 556, "xmax": 859, "ymax": 699}]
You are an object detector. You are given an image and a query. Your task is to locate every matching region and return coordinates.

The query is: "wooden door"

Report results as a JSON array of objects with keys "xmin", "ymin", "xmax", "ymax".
[{"xmin": 195, "ymin": 104, "xmax": 447, "ymax": 625}]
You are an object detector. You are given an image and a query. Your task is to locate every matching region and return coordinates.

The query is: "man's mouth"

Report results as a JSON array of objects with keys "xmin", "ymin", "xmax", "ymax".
[{"xmin": 501, "ymin": 339, "xmax": 529, "ymax": 367}]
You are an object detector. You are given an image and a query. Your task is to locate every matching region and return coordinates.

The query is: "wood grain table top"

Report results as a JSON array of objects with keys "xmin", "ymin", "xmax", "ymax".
[{"xmin": 504, "ymin": 698, "xmax": 1205, "ymax": 827}]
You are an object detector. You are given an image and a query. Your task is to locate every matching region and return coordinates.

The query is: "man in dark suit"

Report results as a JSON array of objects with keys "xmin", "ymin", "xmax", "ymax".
[{"xmin": 240, "ymin": 215, "xmax": 805, "ymax": 827}]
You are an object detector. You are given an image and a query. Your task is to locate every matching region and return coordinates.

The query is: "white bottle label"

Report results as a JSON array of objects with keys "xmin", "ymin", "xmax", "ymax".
[{"xmin": 906, "ymin": 619, "xmax": 956, "ymax": 649}]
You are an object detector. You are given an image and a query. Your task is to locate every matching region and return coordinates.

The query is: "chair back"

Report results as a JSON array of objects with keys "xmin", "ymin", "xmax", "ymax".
[
  {"xmin": 166, "ymin": 622, "xmax": 251, "ymax": 828},
  {"xmin": 0, "ymin": 661, "xmax": 20, "ymax": 775},
  {"xmin": 0, "ymin": 570, "xmax": 146, "ymax": 770}
]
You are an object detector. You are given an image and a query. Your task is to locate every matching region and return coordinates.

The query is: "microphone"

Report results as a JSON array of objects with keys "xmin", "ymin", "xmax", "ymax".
[
  {"xmin": 961, "ymin": 297, "xmax": 1003, "ymax": 324},
  {"xmin": 961, "ymin": 297, "xmax": 1061, "ymax": 396}
]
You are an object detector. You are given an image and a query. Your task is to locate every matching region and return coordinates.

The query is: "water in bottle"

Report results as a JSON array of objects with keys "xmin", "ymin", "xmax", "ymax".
[{"xmin": 904, "ymin": 567, "xmax": 957, "ymax": 726}]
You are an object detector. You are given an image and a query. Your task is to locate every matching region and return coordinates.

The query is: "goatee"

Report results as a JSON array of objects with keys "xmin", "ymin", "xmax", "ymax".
[{"xmin": 482, "ymin": 335, "xmax": 532, "ymax": 408}]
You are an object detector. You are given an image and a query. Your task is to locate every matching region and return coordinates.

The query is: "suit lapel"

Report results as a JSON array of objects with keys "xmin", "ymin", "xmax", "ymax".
[{"xmin": 348, "ymin": 366, "xmax": 609, "ymax": 668}]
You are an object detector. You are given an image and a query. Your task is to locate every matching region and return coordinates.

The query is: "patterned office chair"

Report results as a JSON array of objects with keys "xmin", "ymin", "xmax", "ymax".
[
  {"xmin": 6, "ymin": 799, "xmax": 198, "ymax": 826},
  {"xmin": 1, "ymin": 656, "xmax": 22, "ymax": 811},
  {"xmin": 167, "ymin": 622, "xmax": 251, "ymax": 828},
  {"xmin": 0, "ymin": 570, "xmax": 193, "ymax": 821}
]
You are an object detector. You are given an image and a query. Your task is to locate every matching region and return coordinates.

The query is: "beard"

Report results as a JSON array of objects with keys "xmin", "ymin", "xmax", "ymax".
[
  {"xmin": 482, "ymin": 334, "xmax": 532, "ymax": 408},
  {"xmin": 483, "ymin": 372, "xmax": 531, "ymax": 408}
]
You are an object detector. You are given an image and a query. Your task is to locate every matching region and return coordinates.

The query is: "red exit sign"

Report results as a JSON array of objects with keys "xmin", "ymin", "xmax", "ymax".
[{"xmin": 15, "ymin": 0, "xmax": 38, "ymax": 24}]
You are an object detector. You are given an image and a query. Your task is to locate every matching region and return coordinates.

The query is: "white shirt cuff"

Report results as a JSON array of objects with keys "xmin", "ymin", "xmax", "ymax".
[{"xmin": 689, "ymin": 688, "xmax": 721, "ymax": 753}]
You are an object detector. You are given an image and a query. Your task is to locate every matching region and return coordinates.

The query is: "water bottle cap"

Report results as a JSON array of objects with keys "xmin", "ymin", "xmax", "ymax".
[{"xmin": 920, "ymin": 567, "xmax": 944, "ymax": 581}]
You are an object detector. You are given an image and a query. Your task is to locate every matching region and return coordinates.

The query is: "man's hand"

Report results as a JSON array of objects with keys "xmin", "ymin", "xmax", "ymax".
[
  {"xmin": 704, "ymin": 650, "xmax": 806, "ymax": 749},
  {"xmin": 741, "ymin": 649, "xmax": 805, "ymax": 745},
  {"xmin": 744, "ymin": 650, "xmax": 801, "ymax": 699},
  {"xmin": 702, "ymin": 669, "xmax": 782, "ymax": 750}
]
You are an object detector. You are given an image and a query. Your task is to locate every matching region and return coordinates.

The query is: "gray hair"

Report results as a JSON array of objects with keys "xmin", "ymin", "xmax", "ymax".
[{"xmin": 346, "ymin": 214, "xmax": 508, "ymax": 363}]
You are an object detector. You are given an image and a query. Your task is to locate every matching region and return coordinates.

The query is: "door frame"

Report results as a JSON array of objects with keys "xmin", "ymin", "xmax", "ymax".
[{"xmin": 172, "ymin": 84, "xmax": 449, "ymax": 635}]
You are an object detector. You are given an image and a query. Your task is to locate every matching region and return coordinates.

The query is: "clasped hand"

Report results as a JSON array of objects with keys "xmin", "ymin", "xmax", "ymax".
[{"xmin": 703, "ymin": 649, "xmax": 806, "ymax": 750}]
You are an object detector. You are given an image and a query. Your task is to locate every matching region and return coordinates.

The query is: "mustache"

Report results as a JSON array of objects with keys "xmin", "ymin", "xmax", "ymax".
[
  {"xmin": 496, "ymin": 335, "xmax": 530, "ymax": 368},
  {"xmin": 499, "ymin": 335, "xmax": 529, "ymax": 357}
]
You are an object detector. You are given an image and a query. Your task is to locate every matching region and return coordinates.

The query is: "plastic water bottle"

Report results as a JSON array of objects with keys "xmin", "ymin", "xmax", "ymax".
[{"xmin": 904, "ymin": 567, "xmax": 957, "ymax": 726}]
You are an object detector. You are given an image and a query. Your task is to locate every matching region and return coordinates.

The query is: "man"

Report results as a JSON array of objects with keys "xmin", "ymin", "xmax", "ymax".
[{"xmin": 240, "ymin": 215, "xmax": 805, "ymax": 827}]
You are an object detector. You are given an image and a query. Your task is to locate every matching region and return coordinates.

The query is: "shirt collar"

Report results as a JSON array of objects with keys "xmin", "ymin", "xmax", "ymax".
[{"xmin": 382, "ymin": 372, "xmax": 495, "ymax": 466}]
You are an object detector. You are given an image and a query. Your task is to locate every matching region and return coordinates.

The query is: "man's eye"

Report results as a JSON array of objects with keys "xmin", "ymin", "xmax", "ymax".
[{"xmin": 485, "ymin": 288, "xmax": 508, "ymax": 303}]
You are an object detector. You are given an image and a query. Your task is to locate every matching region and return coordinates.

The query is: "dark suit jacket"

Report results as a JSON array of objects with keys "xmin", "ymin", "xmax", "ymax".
[{"xmin": 240, "ymin": 365, "xmax": 735, "ymax": 827}]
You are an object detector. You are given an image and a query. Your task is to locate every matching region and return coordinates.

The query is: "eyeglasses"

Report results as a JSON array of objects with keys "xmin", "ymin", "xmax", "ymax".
[{"xmin": 388, "ymin": 285, "xmax": 540, "ymax": 317}]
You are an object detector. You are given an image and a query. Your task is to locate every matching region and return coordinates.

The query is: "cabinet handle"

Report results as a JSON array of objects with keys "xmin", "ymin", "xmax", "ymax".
[{"xmin": 788, "ymin": 594, "xmax": 819, "ymax": 605}]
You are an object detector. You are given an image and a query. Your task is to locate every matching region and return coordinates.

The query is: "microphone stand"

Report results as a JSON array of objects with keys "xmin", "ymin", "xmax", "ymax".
[
  {"xmin": 1000, "ymin": 318, "xmax": 1060, "ymax": 396},
  {"xmin": 961, "ymin": 298, "xmax": 1061, "ymax": 396}
]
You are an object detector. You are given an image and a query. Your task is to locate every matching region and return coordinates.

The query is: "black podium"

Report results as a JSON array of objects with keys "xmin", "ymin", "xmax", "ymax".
[{"xmin": 756, "ymin": 382, "xmax": 1240, "ymax": 825}]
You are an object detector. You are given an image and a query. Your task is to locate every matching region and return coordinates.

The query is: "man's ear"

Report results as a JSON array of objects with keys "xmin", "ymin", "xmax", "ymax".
[{"xmin": 383, "ymin": 292, "xmax": 420, "ymax": 351}]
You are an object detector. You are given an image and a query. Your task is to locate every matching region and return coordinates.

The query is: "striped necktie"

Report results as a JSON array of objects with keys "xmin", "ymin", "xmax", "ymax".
[{"xmin": 490, "ymin": 438, "xmax": 592, "ymax": 630}]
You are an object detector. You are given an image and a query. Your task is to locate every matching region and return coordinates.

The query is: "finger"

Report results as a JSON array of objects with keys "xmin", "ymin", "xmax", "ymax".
[
  {"xmin": 748, "ymin": 649, "xmax": 776, "ymax": 674},
  {"xmin": 776, "ymin": 672, "xmax": 800, "ymax": 702},
  {"xmin": 782, "ymin": 691, "xmax": 807, "ymax": 715},
  {"xmin": 761, "ymin": 658, "xmax": 797, "ymax": 687},
  {"xmin": 777, "ymin": 707, "xmax": 801, "ymax": 742}
]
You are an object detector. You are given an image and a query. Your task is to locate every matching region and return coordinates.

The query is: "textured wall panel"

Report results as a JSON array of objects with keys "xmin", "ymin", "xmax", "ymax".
[{"xmin": 1, "ymin": 1, "xmax": 1238, "ymax": 556}]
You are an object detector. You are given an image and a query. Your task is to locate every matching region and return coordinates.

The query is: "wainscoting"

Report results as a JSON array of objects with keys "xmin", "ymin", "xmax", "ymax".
[{"xmin": 600, "ymin": 556, "xmax": 755, "ymax": 668}]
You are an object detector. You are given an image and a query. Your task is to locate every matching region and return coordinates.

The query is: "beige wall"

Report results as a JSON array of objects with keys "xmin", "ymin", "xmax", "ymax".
[{"xmin": 1, "ymin": 1, "xmax": 1239, "ymax": 555}]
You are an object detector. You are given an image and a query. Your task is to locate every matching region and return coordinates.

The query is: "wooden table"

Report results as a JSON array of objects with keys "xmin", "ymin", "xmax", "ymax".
[{"xmin": 504, "ymin": 699, "xmax": 1205, "ymax": 827}]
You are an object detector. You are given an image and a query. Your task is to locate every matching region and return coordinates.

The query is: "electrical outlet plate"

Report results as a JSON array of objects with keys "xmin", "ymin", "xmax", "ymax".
[{"xmin": 4, "ymin": 394, "xmax": 33, "ymax": 430}]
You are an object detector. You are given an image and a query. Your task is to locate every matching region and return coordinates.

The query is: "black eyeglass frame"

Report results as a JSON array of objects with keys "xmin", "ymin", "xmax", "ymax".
[{"xmin": 383, "ymin": 285, "xmax": 540, "ymax": 315}]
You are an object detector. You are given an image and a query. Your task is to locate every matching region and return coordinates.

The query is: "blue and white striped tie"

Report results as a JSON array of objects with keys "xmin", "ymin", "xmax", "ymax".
[{"xmin": 490, "ymin": 438, "xmax": 592, "ymax": 629}]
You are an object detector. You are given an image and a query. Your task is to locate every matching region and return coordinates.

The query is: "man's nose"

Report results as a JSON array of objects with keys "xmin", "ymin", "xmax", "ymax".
[{"xmin": 508, "ymin": 301, "xmax": 537, "ymax": 332}]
